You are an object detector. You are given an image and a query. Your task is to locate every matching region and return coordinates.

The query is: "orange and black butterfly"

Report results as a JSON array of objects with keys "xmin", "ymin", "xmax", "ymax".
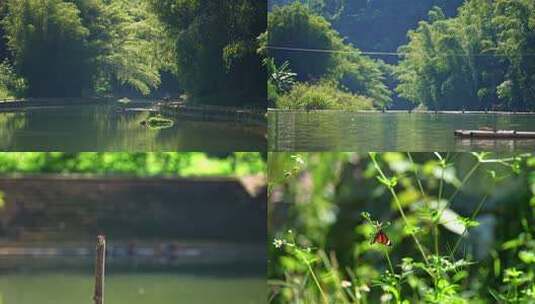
[{"xmin": 371, "ymin": 230, "xmax": 392, "ymax": 246}]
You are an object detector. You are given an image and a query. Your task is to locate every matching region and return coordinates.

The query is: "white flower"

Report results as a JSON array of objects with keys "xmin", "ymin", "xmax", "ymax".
[
  {"xmin": 341, "ymin": 280, "xmax": 352, "ymax": 288},
  {"xmin": 273, "ymin": 239, "xmax": 284, "ymax": 248},
  {"xmin": 380, "ymin": 293, "xmax": 393, "ymax": 303},
  {"xmin": 359, "ymin": 284, "xmax": 370, "ymax": 292}
]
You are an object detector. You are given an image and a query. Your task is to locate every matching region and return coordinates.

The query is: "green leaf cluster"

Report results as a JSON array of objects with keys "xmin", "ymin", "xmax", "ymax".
[{"xmin": 396, "ymin": 0, "xmax": 535, "ymax": 110}]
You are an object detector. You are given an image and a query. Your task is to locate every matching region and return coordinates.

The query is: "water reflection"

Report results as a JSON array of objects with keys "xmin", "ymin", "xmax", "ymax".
[
  {"xmin": 269, "ymin": 111, "xmax": 535, "ymax": 151},
  {"xmin": 0, "ymin": 273, "xmax": 265, "ymax": 304},
  {"xmin": 0, "ymin": 101, "xmax": 265, "ymax": 151}
]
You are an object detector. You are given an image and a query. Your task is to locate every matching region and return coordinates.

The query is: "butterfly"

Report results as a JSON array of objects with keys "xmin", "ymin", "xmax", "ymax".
[{"xmin": 371, "ymin": 230, "xmax": 392, "ymax": 246}]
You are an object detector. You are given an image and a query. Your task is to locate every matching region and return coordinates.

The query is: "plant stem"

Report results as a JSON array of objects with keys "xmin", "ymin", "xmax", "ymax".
[
  {"xmin": 306, "ymin": 261, "xmax": 329, "ymax": 304},
  {"xmin": 447, "ymin": 161, "xmax": 480, "ymax": 205},
  {"xmin": 370, "ymin": 153, "xmax": 429, "ymax": 265},
  {"xmin": 407, "ymin": 153, "xmax": 426, "ymax": 198},
  {"xmin": 435, "ymin": 161, "xmax": 445, "ymax": 257},
  {"xmin": 384, "ymin": 249, "xmax": 395, "ymax": 275},
  {"xmin": 451, "ymin": 194, "xmax": 489, "ymax": 255}
]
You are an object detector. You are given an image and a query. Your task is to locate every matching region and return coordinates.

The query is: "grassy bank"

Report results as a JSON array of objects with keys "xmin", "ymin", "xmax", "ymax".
[{"xmin": 275, "ymin": 82, "xmax": 375, "ymax": 111}]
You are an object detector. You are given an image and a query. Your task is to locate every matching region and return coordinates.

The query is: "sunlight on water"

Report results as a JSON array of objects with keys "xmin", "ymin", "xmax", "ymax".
[{"xmin": 269, "ymin": 111, "xmax": 535, "ymax": 151}]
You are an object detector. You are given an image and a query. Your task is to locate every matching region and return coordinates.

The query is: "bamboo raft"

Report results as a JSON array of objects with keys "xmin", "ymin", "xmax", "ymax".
[{"xmin": 454, "ymin": 129, "xmax": 535, "ymax": 139}]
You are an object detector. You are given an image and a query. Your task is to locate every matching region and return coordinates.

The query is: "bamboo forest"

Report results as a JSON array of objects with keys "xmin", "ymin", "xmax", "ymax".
[{"xmin": 0, "ymin": 0, "xmax": 267, "ymax": 151}]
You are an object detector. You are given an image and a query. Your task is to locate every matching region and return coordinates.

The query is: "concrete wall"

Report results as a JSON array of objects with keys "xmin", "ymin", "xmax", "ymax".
[{"xmin": 0, "ymin": 176, "xmax": 266, "ymax": 243}]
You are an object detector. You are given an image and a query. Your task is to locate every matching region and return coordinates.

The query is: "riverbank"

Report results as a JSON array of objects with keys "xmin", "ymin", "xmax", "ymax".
[
  {"xmin": 0, "ymin": 97, "xmax": 110, "ymax": 110},
  {"xmin": 268, "ymin": 108, "xmax": 535, "ymax": 115}
]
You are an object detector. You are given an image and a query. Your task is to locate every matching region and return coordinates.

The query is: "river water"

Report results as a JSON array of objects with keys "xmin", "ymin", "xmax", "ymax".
[
  {"xmin": 269, "ymin": 111, "xmax": 535, "ymax": 151},
  {"xmin": 0, "ymin": 272, "xmax": 264, "ymax": 304},
  {"xmin": 0, "ymin": 100, "xmax": 265, "ymax": 151}
]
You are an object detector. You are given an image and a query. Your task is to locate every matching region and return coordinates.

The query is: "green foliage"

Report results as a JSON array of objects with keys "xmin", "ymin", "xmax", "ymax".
[
  {"xmin": 267, "ymin": 3, "xmax": 343, "ymax": 81},
  {"xmin": 145, "ymin": 115, "xmax": 174, "ymax": 129},
  {"xmin": 265, "ymin": 58, "xmax": 297, "ymax": 94},
  {"xmin": 276, "ymin": 81, "xmax": 374, "ymax": 111},
  {"xmin": 0, "ymin": 59, "xmax": 26, "ymax": 99},
  {"xmin": 269, "ymin": 152, "xmax": 535, "ymax": 303},
  {"xmin": 1, "ymin": 0, "xmax": 168, "ymax": 97},
  {"xmin": 266, "ymin": 2, "xmax": 391, "ymax": 109},
  {"xmin": 264, "ymin": 58, "xmax": 297, "ymax": 105},
  {"xmin": 149, "ymin": 0, "xmax": 266, "ymax": 106},
  {"xmin": 270, "ymin": 0, "xmax": 464, "ymax": 52},
  {"xmin": 2, "ymin": 0, "xmax": 92, "ymax": 97},
  {"xmin": 77, "ymin": 0, "xmax": 171, "ymax": 96},
  {"xmin": 0, "ymin": 152, "xmax": 265, "ymax": 177},
  {"xmin": 396, "ymin": 0, "xmax": 535, "ymax": 110}
]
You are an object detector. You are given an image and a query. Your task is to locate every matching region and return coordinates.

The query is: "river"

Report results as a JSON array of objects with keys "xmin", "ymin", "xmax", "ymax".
[
  {"xmin": 269, "ymin": 110, "xmax": 535, "ymax": 151},
  {"xmin": 0, "ymin": 100, "xmax": 265, "ymax": 151},
  {"xmin": 0, "ymin": 271, "xmax": 264, "ymax": 304}
]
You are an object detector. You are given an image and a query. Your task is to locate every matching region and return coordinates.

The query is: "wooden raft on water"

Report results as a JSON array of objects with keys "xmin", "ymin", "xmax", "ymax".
[{"xmin": 454, "ymin": 129, "xmax": 535, "ymax": 139}]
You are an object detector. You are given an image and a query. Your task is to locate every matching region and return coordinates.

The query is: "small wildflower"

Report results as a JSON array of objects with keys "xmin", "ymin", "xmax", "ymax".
[
  {"xmin": 273, "ymin": 239, "xmax": 285, "ymax": 248},
  {"xmin": 359, "ymin": 284, "xmax": 370, "ymax": 292},
  {"xmin": 380, "ymin": 293, "xmax": 393, "ymax": 303},
  {"xmin": 341, "ymin": 280, "xmax": 352, "ymax": 288}
]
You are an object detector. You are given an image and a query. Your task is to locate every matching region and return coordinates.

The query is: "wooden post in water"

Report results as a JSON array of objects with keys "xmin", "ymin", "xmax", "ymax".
[{"xmin": 94, "ymin": 235, "xmax": 106, "ymax": 304}]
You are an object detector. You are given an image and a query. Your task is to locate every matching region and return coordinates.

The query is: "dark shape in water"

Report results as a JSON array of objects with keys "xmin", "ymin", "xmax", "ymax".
[
  {"xmin": 454, "ymin": 129, "xmax": 535, "ymax": 139},
  {"xmin": 140, "ymin": 116, "xmax": 175, "ymax": 129}
]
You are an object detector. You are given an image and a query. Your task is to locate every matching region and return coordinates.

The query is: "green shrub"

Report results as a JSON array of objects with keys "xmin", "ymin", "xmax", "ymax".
[
  {"xmin": 276, "ymin": 81, "xmax": 374, "ymax": 111},
  {"xmin": 0, "ymin": 60, "xmax": 26, "ymax": 99}
]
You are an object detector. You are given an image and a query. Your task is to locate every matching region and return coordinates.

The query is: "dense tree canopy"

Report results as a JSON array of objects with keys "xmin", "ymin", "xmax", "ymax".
[
  {"xmin": 0, "ymin": 0, "xmax": 266, "ymax": 107},
  {"xmin": 270, "ymin": 0, "xmax": 464, "ymax": 54},
  {"xmin": 0, "ymin": 152, "xmax": 266, "ymax": 176},
  {"xmin": 265, "ymin": 3, "xmax": 391, "ymax": 108},
  {"xmin": 1, "ymin": 0, "xmax": 166, "ymax": 97},
  {"xmin": 149, "ymin": 0, "xmax": 267, "ymax": 106},
  {"xmin": 396, "ymin": 0, "xmax": 535, "ymax": 110}
]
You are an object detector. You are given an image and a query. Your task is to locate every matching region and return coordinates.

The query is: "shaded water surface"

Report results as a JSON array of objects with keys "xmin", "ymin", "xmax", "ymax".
[
  {"xmin": 0, "ymin": 272, "xmax": 264, "ymax": 304},
  {"xmin": 269, "ymin": 111, "xmax": 535, "ymax": 151},
  {"xmin": 0, "ymin": 100, "xmax": 265, "ymax": 151}
]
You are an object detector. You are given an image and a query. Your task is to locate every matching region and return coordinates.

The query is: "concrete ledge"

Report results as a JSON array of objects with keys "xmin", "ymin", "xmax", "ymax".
[
  {"xmin": 160, "ymin": 102, "xmax": 267, "ymax": 127},
  {"xmin": 0, "ymin": 97, "xmax": 109, "ymax": 110}
]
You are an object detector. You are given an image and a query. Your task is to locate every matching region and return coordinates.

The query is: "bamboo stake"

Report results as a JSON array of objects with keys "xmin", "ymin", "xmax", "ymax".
[{"xmin": 94, "ymin": 235, "xmax": 106, "ymax": 304}]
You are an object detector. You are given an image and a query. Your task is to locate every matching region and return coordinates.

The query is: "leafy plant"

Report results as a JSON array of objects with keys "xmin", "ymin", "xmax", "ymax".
[{"xmin": 269, "ymin": 152, "xmax": 535, "ymax": 303}]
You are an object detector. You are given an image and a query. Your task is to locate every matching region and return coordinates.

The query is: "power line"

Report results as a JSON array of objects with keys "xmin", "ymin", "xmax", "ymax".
[
  {"xmin": 267, "ymin": 45, "xmax": 535, "ymax": 57},
  {"xmin": 268, "ymin": 46, "xmax": 400, "ymax": 56}
]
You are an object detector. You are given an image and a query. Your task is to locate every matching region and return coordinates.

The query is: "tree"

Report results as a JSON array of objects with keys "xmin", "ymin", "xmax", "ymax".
[
  {"xmin": 396, "ymin": 0, "xmax": 535, "ymax": 110},
  {"xmin": 2, "ymin": 0, "xmax": 92, "ymax": 97},
  {"xmin": 149, "ymin": 0, "xmax": 267, "ymax": 106},
  {"xmin": 266, "ymin": 2, "xmax": 391, "ymax": 107},
  {"xmin": 1, "ymin": 0, "xmax": 169, "ymax": 97}
]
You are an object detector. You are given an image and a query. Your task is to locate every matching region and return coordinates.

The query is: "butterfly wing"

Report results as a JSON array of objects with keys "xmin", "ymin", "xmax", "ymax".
[{"xmin": 373, "ymin": 230, "xmax": 392, "ymax": 246}]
